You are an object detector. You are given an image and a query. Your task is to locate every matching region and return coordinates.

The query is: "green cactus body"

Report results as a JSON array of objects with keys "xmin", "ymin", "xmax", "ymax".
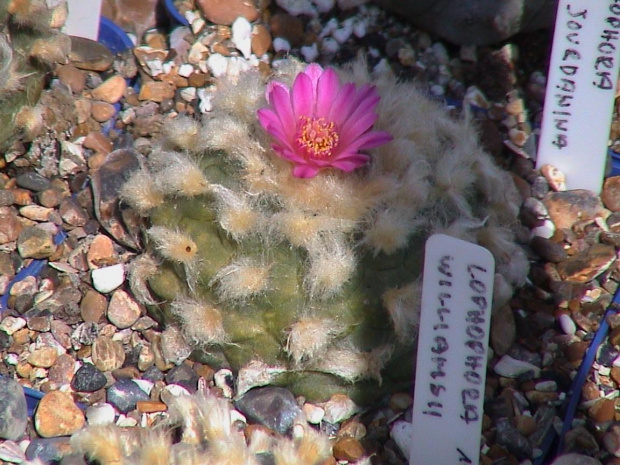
[{"xmin": 124, "ymin": 59, "xmax": 528, "ymax": 404}]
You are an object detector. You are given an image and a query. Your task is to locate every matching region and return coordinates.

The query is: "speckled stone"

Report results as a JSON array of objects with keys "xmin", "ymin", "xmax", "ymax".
[
  {"xmin": 71, "ymin": 363, "xmax": 107, "ymax": 392},
  {"xmin": 556, "ymin": 244, "xmax": 616, "ymax": 284},
  {"xmin": 34, "ymin": 391, "xmax": 85, "ymax": 438},
  {"xmin": 0, "ymin": 377, "xmax": 28, "ymax": 440},
  {"xmin": 92, "ymin": 336, "xmax": 125, "ymax": 372},
  {"xmin": 107, "ymin": 289, "xmax": 142, "ymax": 329}
]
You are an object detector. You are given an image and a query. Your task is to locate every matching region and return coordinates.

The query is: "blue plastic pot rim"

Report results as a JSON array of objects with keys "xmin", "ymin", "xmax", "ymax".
[{"xmin": 164, "ymin": 0, "xmax": 190, "ymax": 26}]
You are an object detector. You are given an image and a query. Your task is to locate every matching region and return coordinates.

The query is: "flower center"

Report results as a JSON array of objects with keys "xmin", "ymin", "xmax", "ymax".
[{"xmin": 295, "ymin": 116, "xmax": 339, "ymax": 160}]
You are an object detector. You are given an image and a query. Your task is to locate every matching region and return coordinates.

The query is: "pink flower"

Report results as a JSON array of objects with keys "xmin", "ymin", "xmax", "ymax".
[{"xmin": 257, "ymin": 63, "xmax": 392, "ymax": 178}]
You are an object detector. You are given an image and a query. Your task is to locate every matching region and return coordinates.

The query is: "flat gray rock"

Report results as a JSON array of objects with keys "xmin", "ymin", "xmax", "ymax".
[{"xmin": 0, "ymin": 377, "xmax": 28, "ymax": 440}]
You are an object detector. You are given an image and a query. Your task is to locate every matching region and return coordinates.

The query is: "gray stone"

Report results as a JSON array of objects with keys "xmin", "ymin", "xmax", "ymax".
[
  {"xmin": 550, "ymin": 454, "xmax": 602, "ymax": 465},
  {"xmin": 16, "ymin": 171, "xmax": 52, "ymax": 192},
  {"xmin": 495, "ymin": 417, "xmax": 532, "ymax": 460},
  {"xmin": 106, "ymin": 378, "xmax": 150, "ymax": 413},
  {"xmin": 0, "ymin": 377, "xmax": 28, "ymax": 440},
  {"xmin": 17, "ymin": 226, "xmax": 56, "ymax": 259},
  {"xmin": 371, "ymin": 0, "xmax": 556, "ymax": 46},
  {"xmin": 25, "ymin": 437, "xmax": 73, "ymax": 463},
  {"xmin": 235, "ymin": 386, "xmax": 302, "ymax": 434}
]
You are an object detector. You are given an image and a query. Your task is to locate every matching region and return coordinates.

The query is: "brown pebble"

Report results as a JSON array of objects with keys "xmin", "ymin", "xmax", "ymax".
[
  {"xmin": 543, "ymin": 189, "xmax": 608, "ymax": 230},
  {"xmin": 603, "ymin": 176, "xmax": 620, "ymax": 212},
  {"xmin": 589, "ymin": 397, "xmax": 615, "ymax": 423},
  {"xmin": 83, "ymin": 131, "xmax": 113, "ymax": 155},
  {"xmin": 34, "ymin": 391, "xmax": 85, "ymax": 438},
  {"xmin": 530, "ymin": 236, "xmax": 567, "ymax": 263},
  {"xmin": 80, "ymin": 289, "xmax": 107, "ymax": 324},
  {"xmin": 332, "ymin": 437, "xmax": 365, "ymax": 462},
  {"xmin": 195, "ymin": 0, "xmax": 259, "ymax": 25},
  {"xmin": 515, "ymin": 415, "xmax": 536, "ymax": 436},
  {"xmin": 556, "ymin": 243, "xmax": 616, "ymax": 283},
  {"xmin": 565, "ymin": 341, "xmax": 589, "ymax": 365},
  {"xmin": 188, "ymin": 72, "xmax": 208, "ymax": 88},
  {"xmin": 91, "ymin": 101, "xmax": 116, "ymax": 122},
  {"xmin": 56, "ymin": 64, "xmax": 87, "ymax": 93},
  {"xmin": 107, "ymin": 289, "xmax": 142, "ymax": 329},
  {"xmin": 139, "ymin": 81, "xmax": 176, "ymax": 102},
  {"xmin": 269, "ymin": 13, "xmax": 304, "ymax": 47},
  {"xmin": 92, "ymin": 336, "xmax": 125, "ymax": 372},
  {"xmin": 37, "ymin": 188, "xmax": 63, "ymax": 208},
  {"xmin": 48, "ymin": 353, "xmax": 76, "ymax": 387},
  {"xmin": 582, "ymin": 381, "xmax": 601, "ymax": 401},
  {"xmin": 91, "ymin": 75, "xmax": 127, "ymax": 104},
  {"xmin": 252, "ymin": 24, "xmax": 272, "ymax": 56},
  {"xmin": 87, "ymin": 234, "xmax": 117, "ymax": 269},
  {"xmin": 136, "ymin": 400, "xmax": 167, "ymax": 413},
  {"xmin": 28, "ymin": 347, "xmax": 58, "ymax": 368},
  {"xmin": 112, "ymin": 366, "xmax": 140, "ymax": 379}
]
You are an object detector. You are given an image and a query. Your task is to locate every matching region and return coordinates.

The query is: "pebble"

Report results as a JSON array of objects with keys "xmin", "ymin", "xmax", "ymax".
[
  {"xmin": 160, "ymin": 326, "xmax": 192, "ymax": 365},
  {"xmin": 138, "ymin": 81, "xmax": 176, "ymax": 102},
  {"xmin": 90, "ymin": 75, "xmax": 127, "ymax": 104},
  {"xmin": 25, "ymin": 438, "xmax": 73, "ymax": 463},
  {"xmin": 530, "ymin": 236, "xmax": 567, "ymax": 263},
  {"xmin": 0, "ymin": 377, "xmax": 28, "ymax": 440},
  {"xmin": 68, "ymin": 36, "xmax": 114, "ymax": 71},
  {"xmin": 17, "ymin": 226, "xmax": 57, "ymax": 259},
  {"xmin": 56, "ymin": 64, "xmax": 87, "ymax": 93},
  {"xmin": 91, "ymin": 101, "xmax": 117, "ymax": 122},
  {"xmin": 232, "ymin": 17, "xmax": 252, "ymax": 59},
  {"xmin": 92, "ymin": 336, "xmax": 125, "ymax": 372},
  {"xmin": 165, "ymin": 364, "xmax": 199, "ymax": 392},
  {"xmin": 589, "ymin": 397, "xmax": 615, "ymax": 423},
  {"xmin": 83, "ymin": 131, "xmax": 113, "ymax": 155},
  {"xmin": 543, "ymin": 190, "xmax": 608, "ymax": 231},
  {"xmin": 34, "ymin": 391, "xmax": 85, "ymax": 438},
  {"xmin": 0, "ymin": 440, "xmax": 26, "ymax": 463},
  {"xmin": 540, "ymin": 164, "xmax": 566, "ymax": 191},
  {"xmin": 80, "ymin": 288, "xmax": 107, "ymax": 323},
  {"xmin": 48, "ymin": 353, "xmax": 76, "ymax": 387},
  {"xmin": 391, "ymin": 420, "xmax": 414, "ymax": 458},
  {"xmin": 195, "ymin": 0, "xmax": 259, "ymax": 25},
  {"xmin": 0, "ymin": 317, "xmax": 26, "ymax": 335},
  {"xmin": 333, "ymin": 437, "xmax": 366, "ymax": 462},
  {"xmin": 235, "ymin": 386, "xmax": 302, "ymax": 434},
  {"xmin": 252, "ymin": 24, "xmax": 272, "ymax": 56},
  {"xmin": 16, "ymin": 172, "xmax": 52, "ymax": 192},
  {"xmin": 107, "ymin": 289, "xmax": 142, "ymax": 329},
  {"xmin": 85, "ymin": 402, "xmax": 116, "ymax": 425},
  {"xmin": 0, "ymin": 207, "xmax": 21, "ymax": 244},
  {"xmin": 556, "ymin": 244, "xmax": 616, "ymax": 283},
  {"xmin": 493, "ymin": 355, "xmax": 541, "ymax": 378},
  {"xmin": 551, "ymin": 454, "xmax": 603, "ymax": 465},
  {"xmin": 302, "ymin": 403, "xmax": 325, "ymax": 424},
  {"xmin": 107, "ymin": 378, "xmax": 151, "ymax": 413},
  {"xmin": 91, "ymin": 263, "xmax": 125, "ymax": 293},
  {"xmin": 28, "ymin": 346, "xmax": 59, "ymax": 368},
  {"xmin": 495, "ymin": 417, "xmax": 533, "ymax": 460},
  {"xmin": 71, "ymin": 363, "xmax": 107, "ymax": 392},
  {"xmin": 322, "ymin": 394, "xmax": 359, "ymax": 423}
]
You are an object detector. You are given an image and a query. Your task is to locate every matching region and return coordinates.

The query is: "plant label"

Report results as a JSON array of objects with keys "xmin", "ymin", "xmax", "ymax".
[
  {"xmin": 536, "ymin": 0, "xmax": 620, "ymax": 193},
  {"xmin": 410, "ymin": 234, "xmax": 495, "ymax": 465},
  {"xmin": 63, "ymin": 0, "xmax": 102, "ymax": 40}
]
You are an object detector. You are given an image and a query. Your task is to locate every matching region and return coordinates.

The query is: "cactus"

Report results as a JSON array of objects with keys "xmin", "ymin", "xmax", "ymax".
[
  {"xmin": 123, "ymin": 58, "xmax": 528, "ymax": 404},
  {"xmin": 0, "ymin": 0, "xmax": 70, "ymax": 151}
]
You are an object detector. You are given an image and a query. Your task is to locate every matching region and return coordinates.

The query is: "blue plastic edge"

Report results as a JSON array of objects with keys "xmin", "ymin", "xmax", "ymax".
[{"xmin": 164, "ymin": 0, "xmax": 189, "ymax": 27}]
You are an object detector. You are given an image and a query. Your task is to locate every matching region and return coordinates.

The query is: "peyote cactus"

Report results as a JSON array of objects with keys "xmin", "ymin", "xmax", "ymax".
[
  {"xmin": 122, "ymin": 58, "xmax": 528, "ymax": 404},
  {"xmin": 0, "ymin": 0, "xmax": 70, "ymax": 151}
]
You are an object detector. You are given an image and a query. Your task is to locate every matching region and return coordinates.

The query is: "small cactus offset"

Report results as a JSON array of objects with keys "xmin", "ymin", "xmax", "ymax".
[
  {"xmin": 0, "ymin": 0, "xmax": 70, "ymax": 151},
  {"xmin": 123, "ymin": 58, "xmax": 528, "ymax": 404}
]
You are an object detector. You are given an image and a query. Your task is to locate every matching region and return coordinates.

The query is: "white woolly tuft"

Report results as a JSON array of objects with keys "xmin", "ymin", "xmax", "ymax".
[
  {"xmin": 147, "ymin": 226, "xmax": 198, "ymax": 264},
  {"xmin": 308, "ymin": 345, "xmax": 393, "ymax": 383},
  {"xmin": 304, "ymin": 236, "xmax": 355, "ymax": 299},
  {"xmin": 149, "ymin": 150, "xmax": 211, "ymax": 197},
  {"xmin": 127, "ymin": 253, "xmax": 160, "ymax": 305},
  {"xmin": 382, "ymin": 282, "xmax": 422, "ymax": 343},
  {"xmin": 170, "ymin": 297, "xmax": 228, "ymax": 346},
  {"xmin": 211, "ymin": 185, "xmax": 262, "ymax": 240},
  {"xmin": 163, "ymin": 114, "xmax": 202, "ymax": 152},
  {"xmin": 285, "ymin": 318, "xmax": 344, "ymax": 365},
  {"xmin": 209, "ymin": 257, "xmax": 270, "ymax": 301},
  {"xmin": 119, "ymin": 168, "xmax": 164, "ymax": 215},
  {"xmin": 362, "ymin": 208, "xmax": 417, "ymax": 256},
  {"xmin": 70, "ymin": 425, "xmax": 125, "ymax": 465}
]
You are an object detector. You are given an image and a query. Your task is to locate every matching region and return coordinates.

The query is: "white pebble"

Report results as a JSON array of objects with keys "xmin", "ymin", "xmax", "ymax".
[
  {"xmin": 557, "ymin": 313, "xmax": 576, "ymax": 335},
  {"xmin": 177, "ymin": 63, "xmax": 194, "ymax": 78},
  {"xmin": 232, "ymin": 17, "xmax": 252, "ymax": 59},
  {"xmin": 493, "ymin": 355, "xmax": 541, "ymax": 378},
  {"xmin": 531, "ymin": 219, "xmax": 556, "ymax": 239},
  {"xmin": 116, "ymin": 415, "xmax": 138, "ymax": 427},
  {"xmin": 4, "ymin": 353, "xmax": 18, "ymax": 365},
  {"xmin": 302, "ymin": 403, "xmax": 325, "ymax": 424},
  {"xmin": 320, "ymin": 37, "xmax": 339, "ymax": 54},
  {"xmin": 91, "ymin": 264, "xmax": 125, "ymax": 294},
  {"xmin": 300, "ymin": 43, "xmax": 319, "ymax": 62},
  {"xmin": 230, "ymin": 409, "xmax": 247, "ymax": 425},
  {"xmin": 0, "ymin": 316, "xmax": 26, "ymax": 335},
  {"xmin": 214, "ymin": 368, "xmax": 234, "ymax": 398},
  {"xmin": 430, "ymin": 84, "xmax": 445, "ymax": 97},
  {"xmin": 390, "ymin": 420, "xmax": 414, "ymax": 459},
  {"xmin": 352, "ymin": 19, "xmax": 367, "ymax": 38},
  {"xmin": 86, "ymin": 403, "xmax": 116, "ymax": 426},
  {"xmin": 191, "ymin": 17, "xmax": 205, "ymax": 35},
  {"xmin": 313, "ymin": 0, "xmax": 334, "ymax": 12},
  {"xmin": 206, "ymin": 53, "xmax": 228, "ymax": 77},
  {"xmin": 276, "ymin": 0, "xmax": 316, "ymax": 16},
  {"xmin": 146, "ymin": 58, "xmax": 164, "ymax": 77},
  {"xmin": 320, "ymin": 18, "xmax": 339, "ymax": 39},
  {"xmin": 132, "ymin": 379, "xmax": 154, "ymax": 395},
  {"xmin": 272, "ymin": 37, "xmax": 291, "ymax": 53},
  {"xmin": 332, "ymin": 25, "xmax": 352, "ymax": 44},
  {"xmin": 179, "ymin": 86, "xmax": 197, "ymax": 102},
  {"xmin": 535, "ymin": 380, "xmax": 558, "ymax": 392},
  {"xmin": 197, "ymin": 88, "xmax": 213, "ymax": 113}
]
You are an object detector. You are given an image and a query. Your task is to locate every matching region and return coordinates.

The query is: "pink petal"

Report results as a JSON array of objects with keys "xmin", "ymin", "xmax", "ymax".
[
  {"xmin": 330, "ymin": 153, "xmax": 371, "ymax": 171},
  {"xmin": 277, "ymin": 147, "xmax": 307, "ymax": 163},
  {"xmin": 315, "ymin": 68, "xmax": 340, "ymax": 118},
  {"xmin": 328, "ymin": 83, "xmax": 356, "ymax": 125},
  {"xmin": 291, "ymin": 72, "xmax": 314, "ymax": 117},
  {"xmin": 304, "ymin": 63, "xmax": 324, "ymax": 88},
  {"xmin": 270, "ymin": 85, "xmax": 296, "ymax": 131},
  {"xmin": 338, "ymin": 112, "xmax": 378, "ymax": 148},
  {"xmin": 265, "ymin": 80, "xmax": 289, "ymax": 105},
  {"xmin": 345, "ymin": 130, "xmax": 393, "ymax": 151},
  {"xmin": 293, "ymin": 164, "xmax": 320, "ymax": 178},
  {"xmin": 339, "ymin": 90, "xmax": 380, "ymax": 130}
]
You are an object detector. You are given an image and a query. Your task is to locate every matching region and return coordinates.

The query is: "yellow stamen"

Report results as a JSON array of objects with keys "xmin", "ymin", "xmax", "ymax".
[{"xmin": 295, "ymin": 116, "xmax": 339, "ymax": 160}]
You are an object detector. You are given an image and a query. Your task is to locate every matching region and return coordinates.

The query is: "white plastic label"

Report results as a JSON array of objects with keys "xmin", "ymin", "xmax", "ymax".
[
  {"xmin": 63, "ymin": 0, "xmax": 102, "ymax": 40},
  {"xmin": 411, "ymin": 234, "xmax": 495, "ymax": 465},
  {"xmin": 536, "ymin": 0, "xmax": 620, "ymax": 193}
]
